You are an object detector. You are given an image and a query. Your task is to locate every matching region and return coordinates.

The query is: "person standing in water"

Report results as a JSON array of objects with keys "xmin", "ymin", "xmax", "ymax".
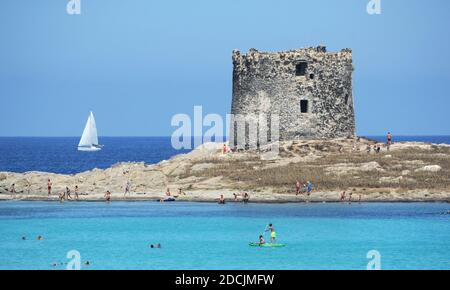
[
  {"xmin": 104, "ymin": 190, "xmax": 111, "ymax": 203},
  {"xmin": 59, "ymin": 191, "xmax": 65, "ymax": 203},
  {"xmin": 243, "ymin": 192, "xmax": 250, "ymax": 203},
  {"xmin": 340, "ymin": 191, "xmax": 346, "ymax": 201},
  {"xmin": 265, "ymin": 224, "xmax": 277, "ymax": 244},
  {"xmin": 74, "ymin": 185, "xmax": 79, "ymax": 200}
]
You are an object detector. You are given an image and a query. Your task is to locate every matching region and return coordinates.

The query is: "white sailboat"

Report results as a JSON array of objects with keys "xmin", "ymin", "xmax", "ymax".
[{"xmin": 78, "ymin": 111, "xmax": 103, "ymax": 152}]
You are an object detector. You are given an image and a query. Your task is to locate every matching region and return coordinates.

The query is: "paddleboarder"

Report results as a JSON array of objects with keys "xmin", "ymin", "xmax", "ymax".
[{"xmin": 266, "ymin": 224, "xmax": 277, "ymax": 243}]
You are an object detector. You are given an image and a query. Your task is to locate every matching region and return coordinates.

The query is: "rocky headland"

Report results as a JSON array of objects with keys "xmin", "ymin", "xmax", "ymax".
[{"xmin": 1, "ymin": 138, "xmax": 449, "ymax": 203}]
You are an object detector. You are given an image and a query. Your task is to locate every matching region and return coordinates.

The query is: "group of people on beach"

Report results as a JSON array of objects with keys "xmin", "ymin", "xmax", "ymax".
[
  {"xmin": 158, "ymin": 188, "xmax": 186, "ymax": 202},
  {"xmin": 98, "ymin": 187, "xmax": 188, "ymax": 203},
  {"xmin": 8, "ymin": 179, "xmax": 83, "ymax": 203},
  {"xmin": 295, "ymin": 180, "xmax": 314, "ymax": 196},
  {"xmin": 219, "ymin": 192, "xmax": 250, "ymax": 204},
  {"xmin": 340, "ymin": 191, "xmax": 362, "ymax": 204},
  {"xmin": 58, "ymin": 185, "xmax": 80, "ymax": 202},
  {"xmin": 365, "ymin": 132, "xmax": 393, "ymax": 154}
]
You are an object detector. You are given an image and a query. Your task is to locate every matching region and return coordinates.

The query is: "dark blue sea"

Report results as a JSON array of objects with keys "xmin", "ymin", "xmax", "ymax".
[{"xmin": 0, "ymin": 136, "xmax": 449, "ymax": 174}]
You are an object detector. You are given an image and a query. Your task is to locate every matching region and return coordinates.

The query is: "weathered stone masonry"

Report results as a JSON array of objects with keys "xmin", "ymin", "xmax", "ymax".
[{"xmin": 230, "ymin": 46, "xmax": 356, "ymax": 148}]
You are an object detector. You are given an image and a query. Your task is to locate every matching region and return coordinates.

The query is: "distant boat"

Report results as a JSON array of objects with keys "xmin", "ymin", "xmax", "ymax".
[{"xmin": 78, "ymin": 111, "xmax": 103, "ymax": 152}]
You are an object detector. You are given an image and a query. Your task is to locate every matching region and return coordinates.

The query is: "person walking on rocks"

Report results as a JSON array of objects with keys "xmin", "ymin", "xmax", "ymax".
[
  {"xmin": 295, "ymin": 180, "xmax": 301, "ymax": 195},
  {"xmin": 10, "ymin": 184, "xmax": 16, "ymax": 198},
  {"xmin": 124, "ymin": 181, "xmax": 131, "ymax": 197},
  {"xmin": 47, "ymin": 179, "xmax": 52, "ymax": 195},
  {"xmin": 65, "ymin": 187, "xmax": 72, "ymax": 200},
  {"xmin": 387, "ymin": 132, "xmax": 393, "ymax": 151}
]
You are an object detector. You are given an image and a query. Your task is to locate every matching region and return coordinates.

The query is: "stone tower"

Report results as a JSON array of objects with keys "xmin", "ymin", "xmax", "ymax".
[{"xmin": 230, "ymin": 46, "xmax": 355, "ymax": 148}]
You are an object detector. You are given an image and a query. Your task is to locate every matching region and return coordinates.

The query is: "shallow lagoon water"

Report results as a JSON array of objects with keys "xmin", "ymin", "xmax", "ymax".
[{"xmin": 0, "ymin": 201, "xmax": 449, "ymax": 270}]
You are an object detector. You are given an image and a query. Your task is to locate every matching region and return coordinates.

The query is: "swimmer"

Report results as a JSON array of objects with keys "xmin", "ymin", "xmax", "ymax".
[{"xmin": 37, "ymin": 235, "xmax": 44, "ymax": 241}]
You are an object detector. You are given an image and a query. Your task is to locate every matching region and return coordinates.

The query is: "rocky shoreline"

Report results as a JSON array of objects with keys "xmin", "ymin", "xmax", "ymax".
[{"xmin": 1, "ymin": 138, "xmax": 450, "ymax": 203}]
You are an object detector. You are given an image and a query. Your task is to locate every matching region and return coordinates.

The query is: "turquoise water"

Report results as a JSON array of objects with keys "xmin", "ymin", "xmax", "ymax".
[{"xmin": 0, "ymin": 201, "xmax": 449, "ymax": 270}]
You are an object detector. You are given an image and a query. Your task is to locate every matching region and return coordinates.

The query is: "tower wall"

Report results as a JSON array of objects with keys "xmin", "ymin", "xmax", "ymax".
[{"xmin": 230, "ymin": 46, "xmax": 355, "ymax": 146}]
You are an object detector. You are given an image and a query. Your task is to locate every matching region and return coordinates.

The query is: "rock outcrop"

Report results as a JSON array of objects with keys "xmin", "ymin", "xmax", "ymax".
[{"xmin": 0, "ymin": 139, "xmax": 449, "ymax": 202}]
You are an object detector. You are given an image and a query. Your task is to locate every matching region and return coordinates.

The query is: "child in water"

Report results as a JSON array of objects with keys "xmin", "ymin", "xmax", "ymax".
[{"xmin": 258, "ymin": 235, "xmax": 266, "ymax": 245}]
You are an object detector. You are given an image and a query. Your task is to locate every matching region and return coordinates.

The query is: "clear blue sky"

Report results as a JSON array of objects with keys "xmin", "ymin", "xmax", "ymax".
[{"xmin": 1, "ymin": 0, "xmax": 449, "ymax": 137}]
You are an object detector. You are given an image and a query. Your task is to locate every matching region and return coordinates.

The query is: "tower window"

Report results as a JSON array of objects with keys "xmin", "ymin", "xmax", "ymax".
[
  {"xmin": 295, "ymin": 62, "xmax": 308, "ymax": 76},
  {"xmin": 345, "ymin": 94, "xmax": 349, "ymax": 105},
  {"xmin": 300, "ymin": 100, "xmax": 309, "ymax": 113}
]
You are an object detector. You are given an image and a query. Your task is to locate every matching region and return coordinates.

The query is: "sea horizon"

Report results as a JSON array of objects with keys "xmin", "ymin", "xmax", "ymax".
[{"xmin": 1, "ymin": 136, "xmax": 450, "ymax": 174}]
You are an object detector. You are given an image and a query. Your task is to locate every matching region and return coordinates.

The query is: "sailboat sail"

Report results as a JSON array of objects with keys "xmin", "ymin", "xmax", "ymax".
[{"xmin": 78, "ymin": 112, "xmax": 101, "ymax": 151}]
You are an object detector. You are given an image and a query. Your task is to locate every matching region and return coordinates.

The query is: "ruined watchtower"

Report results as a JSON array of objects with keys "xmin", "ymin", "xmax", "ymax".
[{"xmin": 230, "ymin": 46, "xmax": 355, "ymax": 147}]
